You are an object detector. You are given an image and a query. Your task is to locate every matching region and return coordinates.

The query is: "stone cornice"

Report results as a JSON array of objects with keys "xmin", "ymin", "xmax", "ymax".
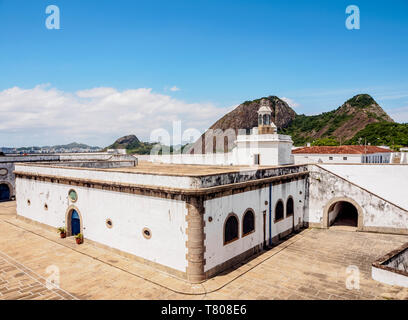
[{"xmin": 14, "ymin": 170, "xmax": 309, "ymax": 198}]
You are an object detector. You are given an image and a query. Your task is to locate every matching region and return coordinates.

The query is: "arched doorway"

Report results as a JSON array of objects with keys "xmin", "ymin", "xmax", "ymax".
[
  {"xmin": 329, "ymin": 201, "xmax": 358, "ymax": 227},
  {"xmin": 66, "ymin": 207, "xmax": 82, "ymax": 236},
  {"xmin": 71, "ymin": 210, "xmax": 80, "ymax": 235},
  {"xmin": 323, "ymin": 197, "xmax": 363, "ymax": 230},
  {"xmin": 0, "ymin": 184, "xmax": 10, "ymax": 202}
]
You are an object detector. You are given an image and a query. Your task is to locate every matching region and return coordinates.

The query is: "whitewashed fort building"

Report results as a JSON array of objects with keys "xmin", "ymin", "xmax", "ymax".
[{"xmin": 11, "ymin": 99, "xmax": 408, "ymax": 283}]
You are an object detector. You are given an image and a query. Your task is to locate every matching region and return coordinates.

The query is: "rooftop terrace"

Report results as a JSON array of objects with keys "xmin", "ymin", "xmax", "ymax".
[{"xmin": 14, "ymin": 160, "xmax": 308, "ymax": 190}]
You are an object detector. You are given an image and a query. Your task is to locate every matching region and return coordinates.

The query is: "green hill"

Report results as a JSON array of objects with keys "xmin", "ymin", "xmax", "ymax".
[
  {"xmin": 280, "ymin": 94, "xmax": 394, "ymax": 146},
  {"xmin": 105, "ymin": 135, "xmax": 156, "ymax": 154},
  {"xmin": 346, "ymin": 122, "xmax": 408, "ymax": 149}
]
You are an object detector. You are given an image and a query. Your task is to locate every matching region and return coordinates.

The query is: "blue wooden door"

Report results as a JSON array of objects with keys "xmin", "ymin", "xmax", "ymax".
[
  {"xmin": 71, "ymin": 210, "xmax": 80, "ymax": 235},
  {"xmin": 0, "ymin": 184, "xmax": 10, "ymax": 201}
]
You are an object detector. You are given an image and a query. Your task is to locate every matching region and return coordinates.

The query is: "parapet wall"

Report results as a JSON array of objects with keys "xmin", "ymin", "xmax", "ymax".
[{"xmin": 307, "ymin": 164, "xmax": 408, "ymax": 235}]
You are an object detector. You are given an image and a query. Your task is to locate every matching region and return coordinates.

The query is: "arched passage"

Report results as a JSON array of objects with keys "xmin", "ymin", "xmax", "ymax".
[
  {"xmin": 0, "ymin": 183, "xmax": 10, "ymax": 201},
  {"xmin": 329, "ymin": 202, "xmax": 358, "ymax": 227},
  {"xmin": 323, "ymin": 197, "xmax": 363, "ymax": 230}
]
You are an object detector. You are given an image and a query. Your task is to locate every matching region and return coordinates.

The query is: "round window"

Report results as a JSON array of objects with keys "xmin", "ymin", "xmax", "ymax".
[
  {"xmin": 68, "ymin": 189, "xmax": 78, "ymax": 202},
  {"xmin": 142, "ymin": 228, "xmax": 152, "ymax": 239},
  {"xmin": 0, "ymin": 168, "xmax": 7, "ymax": 176},
  {"xmin": 106, "ymin": 219, "xmax": 113, "ymax": 229}
]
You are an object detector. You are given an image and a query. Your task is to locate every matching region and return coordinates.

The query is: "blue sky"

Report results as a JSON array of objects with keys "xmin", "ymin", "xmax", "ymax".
[{"xmin": 0, "ymin": 0, "xmax": 408, "ymax": 147}]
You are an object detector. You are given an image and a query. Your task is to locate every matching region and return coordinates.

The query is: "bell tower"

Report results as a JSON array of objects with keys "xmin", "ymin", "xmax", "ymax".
[{"xmin": 257, "ymin": 99, "xmax": 277, "ymax": 135}]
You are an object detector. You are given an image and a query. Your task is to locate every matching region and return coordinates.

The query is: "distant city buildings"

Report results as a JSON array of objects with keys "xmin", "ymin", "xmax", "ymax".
[{"xmin": 0, "ymin": 145, "xmax": 101, "ymax": 155}]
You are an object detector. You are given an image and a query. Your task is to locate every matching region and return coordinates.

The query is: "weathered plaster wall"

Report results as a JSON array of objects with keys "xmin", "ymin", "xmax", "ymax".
[
  {"xmin": 0, "ymin": 153, "xmax": 133, "ymax": 199},
  {"xmin": 203, "ymin": 178, "xmax": 307, "ymax": 272},
  {"xmin": 318, "ymin": 164, "xmax": 408, "ymax": 209},
  {"xmin": 16, "ymin": 177, "xmax": 189, "ymax": 272},
  {"xmin": 328, "ymin": 202, "xmax": 341, "ymax": 225},
  {"xmin": 307, "ymin": 165, "xmax": 408, "ymax": 233},
  {"xmin": 197, "ymin": 165, "xmax": 308, "ymax": 189},
  {"xmin": 386, "ymin": 248, "xmax": 408, "ymax": 272},
  {"xmin": 0, "ymin": 155, "xmax": 61, "ymax": 199},
  {"xmin": 0, "ymin": 162, "xmax": 15, "ymax": 199}
]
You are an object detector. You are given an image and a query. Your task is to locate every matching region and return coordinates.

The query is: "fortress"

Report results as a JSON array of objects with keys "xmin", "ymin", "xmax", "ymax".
[{"xmin": 7, "ymin": 99, "xmax": 408, "ymax": 284}]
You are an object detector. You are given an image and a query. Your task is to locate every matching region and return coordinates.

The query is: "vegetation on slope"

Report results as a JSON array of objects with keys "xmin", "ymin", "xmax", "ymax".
[
  {"xmin": 280, "ymin": 94, "xmax": 394, "ymax": 146},
  {"xmin": 347, "ymin": 122, "xmax": 408, "ymax": 149}
]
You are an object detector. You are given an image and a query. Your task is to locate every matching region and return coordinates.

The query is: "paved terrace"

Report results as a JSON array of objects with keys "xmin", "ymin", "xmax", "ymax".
[
  {"xmin": 16, "ymin": 160, "xmax": 283, "ymax": 176},
  {"xmin": 1, "ymin": 201, "xmax": 408, "ymax": 300},
  {"xmin": 14, "ymin": 161, "xmax": 308, "ymax": 191}
]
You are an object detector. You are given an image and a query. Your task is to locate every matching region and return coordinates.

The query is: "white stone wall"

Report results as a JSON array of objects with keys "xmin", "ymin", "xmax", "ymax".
[
  {"xmin": 0, "ymin": 155, "xmax": 60, "ymax": 198},
  {"xmin": 140, "ymin": 133, "xmax": 294, "ymax": 166},
  {"xmin": 203, "ymin": 179, "xmax": 307, "ymax": 272},
  {"xmin": 372, "ymin": 267, "xmax": 408, "ymax": 288},
  {"xmin": 328, "ymin": 202, "xmax": 341, "ymax": 225},
  {"xmin": 293, "ymin": 153, "xmax": 391, "ymax": 165},
  {"xmin": 16, "ymin": 177, "xmax": 189, "ymax": 272},
  {"xmin": 147, "ymin": 153, "xmax": 236, "ymax": 166},
  {"xmin": 318, "ymin": 164, "xmax": 408, "ymax": 209},
  {"xmin": 0, "ymin": 162, "xmax": 15, "ymax": 198},
  {"xmin": 294, "ymin": 154, "xmax": 362, "ymax": 164},
  {"xmin": 307, "ymin": 165, "xmax": 408, "ymax": 231}
]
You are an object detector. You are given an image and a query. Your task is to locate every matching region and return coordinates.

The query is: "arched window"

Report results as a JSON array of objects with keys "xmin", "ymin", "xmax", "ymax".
[
  {"xmin": 263, "ymin": 114, "xmax": 267, "ymax": 125},
  {"xmin": 242, "ymin": 209, "xmax": 255, "ymax": 236},
  {"xmin": 258, "ymin": 114, "xmax": 262, "ymax": 125},
  {"xmin": 266, "ymin": 114, "xmax": 271, "ymax": 125},
  {"xmin": 275, "ymin": 200, "xmax": 284, "ymax": 222},
  {"xmin": 224, "ymin": 136, "xmax": 229, "ymax": 153},
  {"xmin": 286, "ymin": 197, "xmax": 294, "ymax": 216},
  {"xmin": 224, "ymin": 214, "xmax": 239, "ymax": 244}
]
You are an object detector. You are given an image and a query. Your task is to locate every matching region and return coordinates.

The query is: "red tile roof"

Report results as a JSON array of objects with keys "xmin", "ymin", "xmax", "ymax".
[{"xmin": 292, "ymin": 145, "xmax": 392, "ymax": 155}]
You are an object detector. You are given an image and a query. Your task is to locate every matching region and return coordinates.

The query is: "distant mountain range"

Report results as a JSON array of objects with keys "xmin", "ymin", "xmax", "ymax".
[
  {"xmin": 106, "ymin": 93, "xmax": 408, "ymax": 154},
  {"xmin": 189, "ymin": 93, "xmax": 403, "ymax": 151},
  {"xmin": 1, "ymin": 142, "xmax": 101, "ymax": 154}
]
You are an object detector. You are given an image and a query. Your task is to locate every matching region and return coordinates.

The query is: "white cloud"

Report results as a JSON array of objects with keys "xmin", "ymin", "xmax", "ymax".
[
  {"xmin": 170, "ymin": 86, "xmax": 180, "ymax": 92},
  {"xmin": 280, "ymin": 97, "xmax": 300, "ymax": 108},
  {"xmin": 0, "ymin": 85, "xmax": 230, "ymax": 147}
]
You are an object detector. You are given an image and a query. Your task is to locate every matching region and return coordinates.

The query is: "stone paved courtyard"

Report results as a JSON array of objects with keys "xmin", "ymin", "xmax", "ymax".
[{"xmin": 0, "ymin": 201, "xmax": 408, "ymax": 300}]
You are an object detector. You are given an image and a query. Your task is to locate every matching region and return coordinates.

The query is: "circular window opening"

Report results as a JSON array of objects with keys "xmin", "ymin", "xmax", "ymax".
[
  {"xmin": 27, "ymin": 199, "xmax": 31, "ymax": 206},
  {"xmin": 68, "ymin": 189, "xmax": 78, "ymax": 202},
  {"xmin": 208, "ymin": 216, "xmax": 213, "ymax": 222},
  {"xmin": 0, "ymin": 168, "xmax": 8, "ymax": 176},
  {"xmin": 44, "ymin": 203, "xmax": 48, "ymax": 210},
  {"xmin": 142, "ymin": 228, "xmax": 152, "ymax": 239},
  {"xmin": 106, "ymin": 219, "xmax": 113, "ymax": 229}
]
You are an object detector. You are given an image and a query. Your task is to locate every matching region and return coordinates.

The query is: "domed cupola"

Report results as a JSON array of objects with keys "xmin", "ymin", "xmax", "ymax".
[{"xmin": 257, "ymin": 99, "xmax": 277, "ymax": 134}]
